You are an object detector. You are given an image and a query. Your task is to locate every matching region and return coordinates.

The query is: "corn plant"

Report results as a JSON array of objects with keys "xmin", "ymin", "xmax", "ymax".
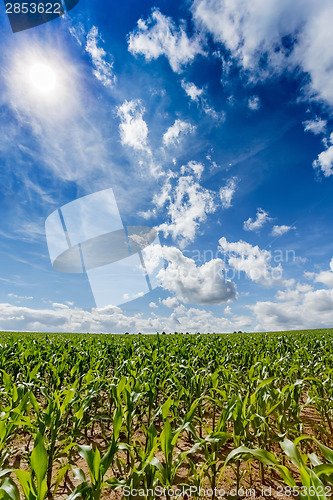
[
  {"xmin": 0, "ymin": 329, "xmax": 333, "ymax": 499},
  {"xmin": 29, "ymin": 386, "xmax": 76, "ymax": 495},
  {"xmin": 68, "ymin": 407, "xmax": 128, "ymax": 500},
  {"xmin": 13, "ymin": 433, "xmax": 48, "ymax": 500},
  {"xmin": 225, "ymin": 437, "xmax": 333, "ymax": 500}
]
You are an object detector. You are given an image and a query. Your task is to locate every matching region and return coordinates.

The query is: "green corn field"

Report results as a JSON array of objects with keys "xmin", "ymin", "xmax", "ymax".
[{"xmin": 1, "ymin": 330, "xmax": 333, "ymax": 499}]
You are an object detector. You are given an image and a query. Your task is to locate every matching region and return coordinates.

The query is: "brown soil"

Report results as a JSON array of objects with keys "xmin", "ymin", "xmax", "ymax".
[{"xmin": 3, "ymin": 402, "xmax": 333, "ymax": 500}]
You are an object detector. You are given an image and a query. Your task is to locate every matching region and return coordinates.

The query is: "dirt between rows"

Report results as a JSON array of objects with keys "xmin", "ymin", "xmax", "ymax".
[{"xmin": 5, "ymin": 405, "xmax": 332, "ymax": 500}]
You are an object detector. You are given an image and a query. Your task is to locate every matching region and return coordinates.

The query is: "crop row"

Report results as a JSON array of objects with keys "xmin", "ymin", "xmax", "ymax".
[{"xmin": 0, "ymin": 331, "xmax": 333, "ymax": 499}]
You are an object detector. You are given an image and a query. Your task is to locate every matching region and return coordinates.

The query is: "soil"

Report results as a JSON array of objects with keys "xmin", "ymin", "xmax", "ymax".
[{"xmin": 4, "ymin": 404, "xmax": 332, "ymax": 500}]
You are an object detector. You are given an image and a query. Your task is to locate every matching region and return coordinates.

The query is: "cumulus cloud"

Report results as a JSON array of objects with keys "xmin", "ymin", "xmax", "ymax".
[
  {"xmin": 192, "ymin": 0, "xmax": 333, "ymax": 106},
  {"xmin": 163, "ymin": 119, "xmax": 196, "ymax": 146},
  {"xmin": 85, "ymin": 27, "xmax": 116, "ymax": 87},
  {"xmin": 243, "ymin": 208, "xmax": 271, "ymax": 232},
  {"xmin": 305, "ymin": 258, "xmax": 333, "ymax": 288},
  {"xmin": 156, "ymin": 168, "xmax": 217, "ymax": 247},
  {"xmin": 0, "ymin": 301, "xmax": 251, "ymax": 333},
  {"xmin": 181, "ymin": 80, "xmax": 204, "ymax": 101},
  {"xmin": 248, "ymin": 96, "xmax": 261, "ymax": 110},
  {"xmin": 116, "ymin": 99, "xmax": 151, "ymax": 153},
  {"xmin": 116, "ymin": 99, "xmax": 165, "ymax": 177},
  {"xmin": 52, "ymin": 302, "xmax": 69, "ymax": 309},
  {"xmin": 219, "ymin": 177, "xmax": 238, "ymax": 208},
  {"xmin": 251, "ymin": 283, "xmax": 333, "ymax": 331},
  {"xmin": 154, "ymin": 166, "xmax": 237, "ymax": 246},
  {"xmin": 224, "ymin": 305, "xmax": 232, "ymax": 314},
  {"xmin": 271, "ymin": 225, "xmax": 295, "ymax": 237},
  {"xmin": 303, "ymin": 118, "xmax": 327, "ymax": 135},
  {"xmin": 128, "ymin": 8, "xmax": 205, "ymax": 73},
  {"xmin": 274, "ymin": 283, "xmax": 312, "ymax": 303},
  {"xmin": 219, "ymin": 237, "xmax": 284, "ymax": 287},
  {"xmin": 313, "ymin": 132, "xmax": 333, "ymax": 177},
  {"xmin": 180, "ymin": 161, "xmax": 204, "ymax": 179},
  {"xmin": 138, "ymin": 208, "xmax": 157, "ymax": 220},
  {"xmin": 161, "ymin": 296, "xmax": 179, "ymax": 308},
  {"xmin": 144, "ymin": 245, "xmax": 236, "ymax": 305}
]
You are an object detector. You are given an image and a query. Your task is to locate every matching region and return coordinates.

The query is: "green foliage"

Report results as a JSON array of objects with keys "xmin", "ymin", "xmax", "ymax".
[{"xmin": 0, "ymin": 330, "xmax": 332, "ymax": 498}]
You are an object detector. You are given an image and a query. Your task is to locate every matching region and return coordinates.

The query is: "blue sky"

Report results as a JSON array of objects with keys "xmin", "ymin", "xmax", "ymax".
[{"xmin": 0, "ymin": 0, "xmax": 333, "ymax": 333}]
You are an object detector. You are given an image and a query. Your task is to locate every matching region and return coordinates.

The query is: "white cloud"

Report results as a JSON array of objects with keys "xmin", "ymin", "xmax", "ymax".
[
  {"xmin": 0, "ymin": 301, "xmax": 252, "ymax": 334},
  {"xmin": 243, "ymin": 208, "xmax": 271, "ymax": 232},
  {"xmin": 116, "ymin": 100, "xmax": 165, "ymax": 178},
  {"xmin": 307, "ymin": 271, "xmax": 333, "ymax": 288},
  {"xmin": 145, "ymin": 245, "xmax": 236, "ymax": 305},
  {"xmin": 180, "ymin": 161, "xmax": 204, "ymax": 179},
  {"xmin": 271, "ymin": 225, "xmax": 295, "ymax": 237},
  {"xmin": 154, "ymin": 167, "xmax": 236, "ymax": 246},
  {"xmin": 149, "ymin": 301, "xmax": 158, "ymax": 308},
  {"xmin": 313, "ymin": 133, "xmax": 333, "ymax": 177},
  {"xmin": 138, "ymin": 208, "xmax": 157, "ymax": 220},
  {"xmin": 202, "ymin": 103, "xmax": 222, "ymax": 120},
  {"xmin": 52, "ymin": 302, "xmax": 70, "ymax": 309},
  {"xmin": 251, "ymin": 284, "xmax": 333, "ymax": 331},
  {"xmin": 303, "ymin": 118, "xmax": 327, "ymax": 135},
  {"xmin": 192, "ymin": 0, "xmax": 333, "ymax": 106},
  {"xmin": 305, "ymin": 258, "xmax": 333, "ymax": 287},
  {"xmin": 153, "ymin": 171, "xmax": 176, "ymax": 209},
  {"xmin": 156, "ymin": 169, "xmax": 217, "ymax": 247},
  {"xmin": 163, "ymin": 119, "xmax": 196, "ymax": 146},
  {"xmin": 69, "ymin": 23, "xmax": 116, "ymax": 87},
  {"xmin": 161, "ymin": 296, "xmax": 179, "ymax": 308},
  {"xmin": 219, "ymin": 53, "xmax": 233, "ymax": 86},
  {"xmin": 8, "ymin": 293, "xmax": 33, "ymax": 300},
  {"xmin": 274, "ymin": 283, "xmax": 312, "ymax": 302},
  {"xmin": 181, "ymin": 79, "xmax": 222, "ymax": 119},
  {"xmin": 219, "ymin": 237, "xmax": 284, "ymax": 287},
  {"xmin": 68, "ymin": 22, "xmax": 86, "ymax": 46},
  {"xmin": 227, "ymin": 95, "xmax": 236, "ymax": 106},
  {"xmin": 116, "ymin": 99, "xmax": 151, "ymax": 153},
  {"xmin": 128, "ymin": 8, "xmax": 205, "ymax": 73},
  {"xmin": 181, "ymin": 80, "xmax": 204, "ymax": 101},
  {"xmin": 85, "ymin": 27, "xmax": 116, "ymax": 87},
  {"xmin": 248, "ymin": 96, "xmax": 261, "ymax": 110},
  {"xmin": 219, "ymin": 177, "xmax": 238, "ymax": 208}
]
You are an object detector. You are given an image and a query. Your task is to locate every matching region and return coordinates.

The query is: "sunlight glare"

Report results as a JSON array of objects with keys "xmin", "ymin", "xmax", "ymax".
[{"xmin": 29, "ymin": 63, "xmax": 57, "ymax": 93}]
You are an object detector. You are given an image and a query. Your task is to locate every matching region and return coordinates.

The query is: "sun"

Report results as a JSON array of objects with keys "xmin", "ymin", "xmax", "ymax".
[
  {"xmin": 9, "ymin": 48, "xmax": 78, "ymax": 117},
  {"xmin": 29, "ymin": 63, "xmax": 57, "ymax": 93}
]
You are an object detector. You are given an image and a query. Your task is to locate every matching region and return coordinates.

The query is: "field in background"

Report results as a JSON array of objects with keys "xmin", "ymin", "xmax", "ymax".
[{"xmin": 1, "ymin": 330, "xmax": 333, "ymax": 499}]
